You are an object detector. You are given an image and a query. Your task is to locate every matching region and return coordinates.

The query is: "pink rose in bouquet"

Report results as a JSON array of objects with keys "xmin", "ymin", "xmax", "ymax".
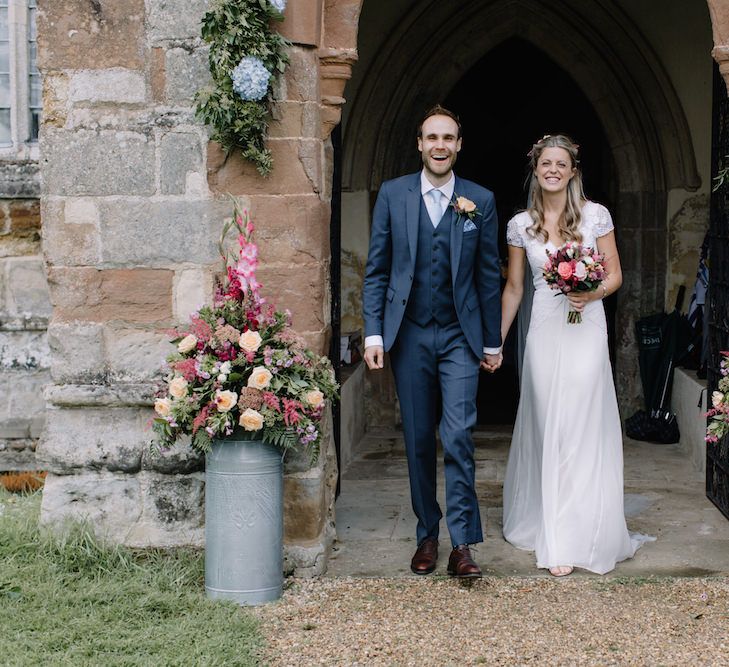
[
  {"xmin": 542, "ymin": 241, "xmax": 606, "ymax": 323},
  {"xmin": 557, "ymin": 261, "xmax": 574, "ymax": 280}
]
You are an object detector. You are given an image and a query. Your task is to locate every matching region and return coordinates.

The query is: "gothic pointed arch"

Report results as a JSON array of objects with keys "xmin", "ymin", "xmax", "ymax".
[{"xmin": 342, "ymin": 0, "xmax": 699, "ymax": 196}]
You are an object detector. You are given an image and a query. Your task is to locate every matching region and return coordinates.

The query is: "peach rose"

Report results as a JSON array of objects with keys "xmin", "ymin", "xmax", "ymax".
[
  {"xmin": 557, "ymin": 261, "xmax": 574, "ymax": 280},
  {"xmin": 247, "ymin": 366, "xmax": 273, "ymax": 390},
  {"xmin": 239, "ymin": 330, "xmax": 263, "ymax": 353},
  {"xmin": 239, "ymin": 408, "xmax": 264, "ymax": 431},
  {"xmin": 713, "ymin": 391, "xmax": 724, "ymax": 409},
  {"xmin": 168, "ymin": 376, "xmax": 188, "ymax": 399},
  {"xmin": 304, "ymin": 388, "xmax": 325, "ymax": 409},
  {"xmin": 456, "ymin": 196, "xmax": 477, "ymax": 213},
  {"xmin": 177, "ymin": 334, "xmax": 197, "ymax": 354},
  {"xmin": 154, "ymin": 397, "xmax": 172, "ymax": 417},
  {"xmin": 215, "ymin": 389, "xmax": 238, "ymax": 412}
]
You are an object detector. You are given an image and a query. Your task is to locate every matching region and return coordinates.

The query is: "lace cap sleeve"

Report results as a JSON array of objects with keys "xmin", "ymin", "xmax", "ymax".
[
  {"xmin": 507, "ymin": 216, "xmax": 525, "ymax": 248},
  {"xmin": 594, "ymin": 203, "xmax": 615, "ymax": 237}
]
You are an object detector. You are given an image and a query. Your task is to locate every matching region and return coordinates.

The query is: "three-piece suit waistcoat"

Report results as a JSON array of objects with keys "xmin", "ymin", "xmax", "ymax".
[{"xmin": 404, "ymin": 200, "xmax": 457, "ymax": 327}]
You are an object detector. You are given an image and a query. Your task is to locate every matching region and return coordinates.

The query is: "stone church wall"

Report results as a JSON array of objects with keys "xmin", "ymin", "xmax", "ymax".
[
  {"xmin": 0, "ymin": 164, "xmax": 49, "ymax": 472},
  {"xmin": 33, "ymin": 0, "xmax": 358, "ymax": 575}
]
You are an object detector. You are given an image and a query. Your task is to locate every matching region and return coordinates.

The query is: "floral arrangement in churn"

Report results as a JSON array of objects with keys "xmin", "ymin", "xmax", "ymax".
[
  {"xmin": 706, "ymin": 351, "xmax": 729, "ymax": 444},
  {"xmin": 152, "ymin": 202, "xmax": 338, "ymax": 457}
]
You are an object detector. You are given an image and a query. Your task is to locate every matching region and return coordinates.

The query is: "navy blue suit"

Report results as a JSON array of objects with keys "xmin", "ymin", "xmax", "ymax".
[{"xmin": 363, "ymin": 172, "xmax": 501, "ymax": 546}]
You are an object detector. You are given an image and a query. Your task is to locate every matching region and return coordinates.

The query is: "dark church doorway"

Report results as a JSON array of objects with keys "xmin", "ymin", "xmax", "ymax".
[{"xmin": 443, "ymin": 37, "xmax": 617, "ymax": 424}]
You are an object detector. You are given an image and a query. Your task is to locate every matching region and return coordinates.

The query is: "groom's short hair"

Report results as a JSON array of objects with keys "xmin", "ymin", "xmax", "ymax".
[{"xmin": 417, "ymin": 105, "xmax": 462, "ymax": 139}]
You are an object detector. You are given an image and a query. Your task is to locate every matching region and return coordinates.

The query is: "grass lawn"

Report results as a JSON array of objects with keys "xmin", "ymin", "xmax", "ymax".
[{"xmin": 0, "ymin": 488, "xmax": 263, "ymax": 666}]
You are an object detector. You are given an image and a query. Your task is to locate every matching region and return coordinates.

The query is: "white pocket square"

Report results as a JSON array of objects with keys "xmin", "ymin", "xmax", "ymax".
[{"xmin": 463, "ymin": 220, "xmax": 477, "ymax": 232}]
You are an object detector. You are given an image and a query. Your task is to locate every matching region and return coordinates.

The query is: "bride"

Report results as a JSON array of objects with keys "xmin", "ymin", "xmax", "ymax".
[{"xmin": 500, "ymin": 134, "xmax": 650, "ymax": 576}]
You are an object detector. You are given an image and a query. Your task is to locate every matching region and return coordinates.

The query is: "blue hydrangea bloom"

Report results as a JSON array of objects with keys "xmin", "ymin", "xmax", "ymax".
[
  {"xmin": 270, "ymin": 0, "xmax": 286, "ymax": 12},
  {"xmin": 231, "ymin": 56, "xmax": 271, "ymax": 102}
]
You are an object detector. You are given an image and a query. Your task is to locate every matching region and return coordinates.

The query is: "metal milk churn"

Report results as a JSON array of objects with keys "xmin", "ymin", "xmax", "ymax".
[{"xmin": 204, "ymin": 436, "xmax": 283, "ymax": 605}]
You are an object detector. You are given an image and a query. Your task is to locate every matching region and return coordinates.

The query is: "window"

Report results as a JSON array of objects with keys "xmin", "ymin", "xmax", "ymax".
[
  {"xmin": 0, "ymin": 1, "xmax": 10, "ymax": 145},
  {"xmin": 1, "ymin": 0, "xmax": 41, "ymax": 155},
  {"xmin": 28, "ymin": 0, "xmax": 38, "ymax": 142}
]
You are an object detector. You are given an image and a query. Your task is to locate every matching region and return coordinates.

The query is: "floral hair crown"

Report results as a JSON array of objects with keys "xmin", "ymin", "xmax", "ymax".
[{"xmin": 527, "ymin": 134, "xmax": 580, "ymax": 159}]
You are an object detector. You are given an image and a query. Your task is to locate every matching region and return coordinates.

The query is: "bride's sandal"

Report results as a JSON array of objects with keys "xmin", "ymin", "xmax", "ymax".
[{"xmin": 549, "ymin": 566, "xmax": 574, "ymax": 577}]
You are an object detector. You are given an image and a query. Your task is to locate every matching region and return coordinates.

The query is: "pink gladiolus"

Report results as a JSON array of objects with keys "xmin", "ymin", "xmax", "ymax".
[
  {"xmin": 557, "ymin": 261, "xmax": 573, "ymax": 280},
  {"xmin": 240, "ymin": 243, "xmax": 257, "ymax": 260},
  {"xmin": 236, "ymin": 258, "xmax": 256, "ymax": 277}
]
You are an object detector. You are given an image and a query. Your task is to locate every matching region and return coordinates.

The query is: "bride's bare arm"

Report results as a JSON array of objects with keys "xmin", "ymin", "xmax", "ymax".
[
  {"xmin": 596, "ymin": 231, "xmax": 623, "ymax": 296},
  {"xmin": 501, "ymin": 245, "xmax": 526, "ymax": 342}
]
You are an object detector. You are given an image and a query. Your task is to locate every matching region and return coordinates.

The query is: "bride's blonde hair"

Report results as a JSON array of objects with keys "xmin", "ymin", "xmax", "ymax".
[{"xmin": 525, "ymin": 134, "xmax": 587, "ymax": 244}]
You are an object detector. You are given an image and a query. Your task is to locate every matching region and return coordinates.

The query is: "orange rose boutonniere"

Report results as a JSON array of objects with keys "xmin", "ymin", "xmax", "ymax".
[{"xmin": 451, "ymin": 195, "xmax": 480, "ymax": 224}]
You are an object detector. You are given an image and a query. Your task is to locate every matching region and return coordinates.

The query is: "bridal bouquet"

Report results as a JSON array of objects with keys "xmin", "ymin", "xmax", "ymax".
[
  {"xmin": 706, "ymin": 351, "xmax": 729, "ymax": 444},
  {"xmin": 542, "ymin": 242, "xmax": 606, "ymax": 324},
  {"xmin": 152, "ymin": 202, "xmax": 338, "ymax": 457}
]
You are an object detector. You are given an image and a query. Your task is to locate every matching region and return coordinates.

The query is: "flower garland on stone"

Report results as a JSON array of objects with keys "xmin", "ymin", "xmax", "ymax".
[
  {"xmin": 195, "ymin": 0, "xmax": 289, "ymax": 176},
  {"xmin": 152, "ymin": 200, "xmax": 338, "ymax": 457}
]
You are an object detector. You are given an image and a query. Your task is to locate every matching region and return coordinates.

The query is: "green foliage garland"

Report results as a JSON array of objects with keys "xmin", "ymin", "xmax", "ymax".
[{"xmin": 195, "ymin": 0, "xmax": 290, "ymax": 176}]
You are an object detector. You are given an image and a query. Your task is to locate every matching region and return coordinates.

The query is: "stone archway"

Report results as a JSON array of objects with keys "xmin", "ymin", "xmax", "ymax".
[
  {"xmin": 335, "ymin": 0, "xmax": 706, "ymax": 411},
  {"xmin": 343, "ymin": 0, "xmax": 699, "ymax": 195}
]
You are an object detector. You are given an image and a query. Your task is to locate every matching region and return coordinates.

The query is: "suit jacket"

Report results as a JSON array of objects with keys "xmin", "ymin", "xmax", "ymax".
[{"xmin": 363, "ymin": 172, "xmax": 502, "ymax": 358}]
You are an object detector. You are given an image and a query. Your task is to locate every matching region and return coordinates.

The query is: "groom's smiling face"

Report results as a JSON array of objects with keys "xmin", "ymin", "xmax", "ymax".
[{"xmin": 418, "ymin": 115, "xmax": 462, "ymax": 181}]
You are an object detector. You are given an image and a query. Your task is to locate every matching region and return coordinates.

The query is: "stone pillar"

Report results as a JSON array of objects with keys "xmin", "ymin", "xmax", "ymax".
[
  {"xmin": 708, "ymin": 0, "xmax": 729, "ymax": 90},
  {"xmin": 35, "ymin": 0, "xmax": 347, "ymax": 574},
  {"xmin": 204, "ymin": 0, "xmax": 361, "ymax": 574}
]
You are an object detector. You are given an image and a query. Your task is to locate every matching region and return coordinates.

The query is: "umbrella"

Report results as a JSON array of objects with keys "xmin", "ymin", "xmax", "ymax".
[{"xmin": 626, "ymin": 287, "xmax": 693, "ymax": 444}]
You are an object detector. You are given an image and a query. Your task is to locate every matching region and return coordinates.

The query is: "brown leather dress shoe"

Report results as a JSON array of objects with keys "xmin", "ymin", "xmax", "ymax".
[
  {"xmin": 410, "ymin": 537, "xmax": 439, "ymax": 575},
  {"xmin": 447, "ymin": 544, "xmax": 482, "ymax": 578}
]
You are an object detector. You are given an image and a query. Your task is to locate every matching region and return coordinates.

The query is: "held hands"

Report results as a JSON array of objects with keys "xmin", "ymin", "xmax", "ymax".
[
  {"xmin": 364, "ymin": 345, "xmax": 385, "ymax": 370},
  {"xmin": 480, "ymin": 352, "xmax": 502, "ymax": 373},
  {"xmin": 565, "ymin": 290, "xmax": 598, "ymax": 312}
]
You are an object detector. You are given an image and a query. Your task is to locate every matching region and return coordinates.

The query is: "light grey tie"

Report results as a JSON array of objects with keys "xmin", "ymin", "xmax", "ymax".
[{"xmin": 429, "ymin": 188, "xmax": 444, "ymax": 226}]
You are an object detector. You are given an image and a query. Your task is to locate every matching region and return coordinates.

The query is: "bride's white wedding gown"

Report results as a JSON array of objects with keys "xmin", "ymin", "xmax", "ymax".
[{"xmin": 502, "ymin": 202, "xmax": 651, "ymax": 574}]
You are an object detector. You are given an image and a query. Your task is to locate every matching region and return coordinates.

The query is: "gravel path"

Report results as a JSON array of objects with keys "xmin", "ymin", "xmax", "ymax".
[{"xmin": 257, "ymin": 576, "xmax": 729, "ymax": 666}]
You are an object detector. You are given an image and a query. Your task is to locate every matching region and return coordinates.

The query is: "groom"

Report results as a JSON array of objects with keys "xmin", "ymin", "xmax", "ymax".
[{"xmin": 362, "ymin": 105, "xmax": 502, "ymax": 578}]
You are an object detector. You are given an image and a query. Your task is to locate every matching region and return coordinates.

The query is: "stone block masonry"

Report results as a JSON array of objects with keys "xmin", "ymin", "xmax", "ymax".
[
  {"xmin": 33, "ymin": 0, "xmax": 351, "ymax": 571},
  {"xmin": 0, "ymin": 196, "xmax": 49, "ymax": 472}
]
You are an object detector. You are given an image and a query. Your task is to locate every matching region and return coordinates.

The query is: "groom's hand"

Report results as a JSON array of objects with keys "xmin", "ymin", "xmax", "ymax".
[
  {"xmin": 480, "ymin": 352, "xmax": 502, "ymax": 373},
  {"xmin": 364, "ymin": 345, "xmax": 385, "ymax": 370}
]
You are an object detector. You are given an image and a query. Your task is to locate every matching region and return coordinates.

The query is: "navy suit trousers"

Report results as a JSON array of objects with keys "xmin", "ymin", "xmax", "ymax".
[{"xmin": 389, "ymin": 317, "xmax": 483, "ymax": 547}]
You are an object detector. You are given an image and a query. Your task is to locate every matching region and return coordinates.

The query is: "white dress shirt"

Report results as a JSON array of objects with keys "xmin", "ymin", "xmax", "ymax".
[
  {"xmin": 364, "ymin": 170, "xmax": 501, "ymax": 356},
  {"xmin": 421, "ymin": 170, "xmax": 455, "ymax": 226}
]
